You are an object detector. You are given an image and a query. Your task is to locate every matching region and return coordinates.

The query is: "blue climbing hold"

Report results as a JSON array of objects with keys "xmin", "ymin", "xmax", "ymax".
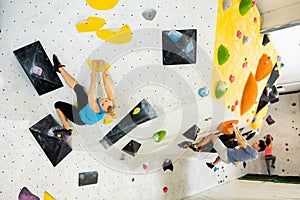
[
  {"xmin": 185, "ymin": 40, "xmax": 194, "ymax": 55},
  {"xmin": 168, "ymin": 30, "xmax": 183, "ymax": 43},
  {"xmin": 213, "ymin": 167, "xmax": 219, "ymax": 172},
  {"xmin": 280, "ymin": 63, "xmax": 285, "ymax": 68},
  {"xmin": 198, "ymin": 86, "xmax": 210, "ymax": 97}
]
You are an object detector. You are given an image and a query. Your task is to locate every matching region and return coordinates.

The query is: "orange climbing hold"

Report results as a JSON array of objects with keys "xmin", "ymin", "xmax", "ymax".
[
  {"xmin": 255, "ymin": 54, "xmax": 273, "ymax": 81},
  {"xmin": 217, "ymin": 120, "xmax": 239, "ymax": 135},
  {"xmin": 240, "ymin": 72, "xmax": 258, "ymax": 116}
]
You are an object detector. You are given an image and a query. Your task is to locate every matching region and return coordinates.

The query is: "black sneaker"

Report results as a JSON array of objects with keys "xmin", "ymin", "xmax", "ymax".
[
  {"xmin": 206, "ymin": 162, "xmax": 214, "ymax": 169},
  {"xmin": 52, "ymin": 54, "xmax": 65, "ymax": 73},
  {"xmin": 271, "ymin": 165, "xmax": 275, "ymax": 169},
  {"xmin": 53, "ymin": 128, "xmax": 72, "ymax": 136}
]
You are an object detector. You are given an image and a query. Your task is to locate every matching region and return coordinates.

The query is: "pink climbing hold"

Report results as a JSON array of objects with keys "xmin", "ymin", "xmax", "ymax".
[
  {"xmin": 229, "ymin": 75, "xmax": 235, "ymax": 83},
  {"xmin": 252, "ymin": 0, "xmax": 256, "ymax": 7},
  {"xmin": 163, "ymin": 187, "xmax": 168, "ymax": 193},
  {"xmin": 235, "ymin": 100, "xmax": 239, "ymax": 106},
  {"xmin": 254, "ymin": 17, "xmax": 257, "ymax": 23},
  {"xmin": 243, "ymin": 62, "xmax": 248, "ymax": 68},
  {"xmin": 18, "ymin": 187, "xmax": 40, "ymax": 200},
  {"xmin": 252, "ymin": 116, "xmax": 257, "ymax": 123},
  {"xmin": 143, "ymin": 164, "xmax": 148, "ymax": 170},
  {"xmin": 231, "ymin": 105, "xmax": 236, "ymax": 111},
  {"xmin": 236, "ymin": 30, "xmax": 242, "ymax": 39}
]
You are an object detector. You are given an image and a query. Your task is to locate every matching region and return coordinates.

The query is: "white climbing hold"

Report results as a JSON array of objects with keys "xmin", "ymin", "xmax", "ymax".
[
  {"xmin": 223, "ymin": 0, "xmax": 232, "ymax": 11},
  {"xmin": 142, "ymin": 8, "xmax": 157, "ymax": 21}
]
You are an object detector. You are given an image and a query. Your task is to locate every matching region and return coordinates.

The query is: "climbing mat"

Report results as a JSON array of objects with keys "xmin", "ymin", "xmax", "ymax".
[
  {"xmin": 212, "ymin": 0, "xmax": 282, "ymax": 131},
  {"xmin": 13, "ymin": 41, "xmax": 63, "ymax": 96},
  {"xmin": 29, "ymin": 114, "xmax": 72, "ymax": 167}
]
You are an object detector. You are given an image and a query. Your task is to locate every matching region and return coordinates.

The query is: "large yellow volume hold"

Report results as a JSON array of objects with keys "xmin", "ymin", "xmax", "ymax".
[
  {"xmin": 96, "ymin": 24, "xmax": 132, "ymax": 44},
  {"xmin": 76, "ymin": 16, "xmax": 106, "ymax": 33},
  {"xmin": 86, "ymin": 0, "xmax": 119, "ymax": 10},
  {"xmin": 87, "ymin": 59, "xmax": 110, "ymax": 72}
]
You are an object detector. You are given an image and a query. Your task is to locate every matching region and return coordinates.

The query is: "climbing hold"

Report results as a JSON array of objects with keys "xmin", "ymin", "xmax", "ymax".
[
  {"xmin": 217, "ymin": 45, "xmax": 230, "ymax": 65},
  {"xmin": 280, "ymin": 63, "xmax": 285, "ymax": 68},
  {"xmin": 142, "ymin": 8, "xmax": 157, "ymax": 21},
  {"xmin": 76, "ymin": 16, "xmax": 105, "ymax": 33},
  {"xmin": 231, "ymin": 105, "xmax": 236, "ymax": 111},
  {"xmin": 185, "ymin": 40, "xmax": 194, "ymax": 55},
  {"xmin": 18, "ymin": 187, "xmax": 39, "ymax": 200},
  {"xmin": 252, "ymin": 116, "xmax": 257, "ymax": 123},
  {"xmin": 96, "ymin": 24, "xmax": 132, "ymax": 44},
  {"xmin": 198, "ymin": 86, "xmax": 210, "ymax": 97},
  {"xmin": 252, "ymin": 0, "xmax": 256, "ymax": 7},
  {"xmin": 132, "ymin": 107, "xmax": 141, "ymax": 115},
  {"xmin": 131, "ymin": 177, "xmax": 135, "ymax": 182},
  {"xmin": 143, "ymin": 164, "xmax": 148, "ymax": 170},
  {"xmin": 30, "ymin": 65, "xmax": 43, "ymax": 77},
  {"xmin": 86, "ymin": 0, "xmax": 119, "ymax": 10},
  {"xmin": 153, "ymin": 130, "xmax": 166, "ymax": 142},
  {"xmin": 44, "ymin": 191, "xmax": 55, "ymax": 200},
  {"xmin": 240, "ymin": 73, "xmax": 258, "ymax": 115},
  {"xmin": 292, "ymin": 102, "xmax": 296, "ymax": 106},
  {"xmin": 120, "ymin": 153, "xmax": 125, "ymax": 160},
  {"xmin": 253, "ymin": 17, "xmax": 257, "ymax": 23},
  {"xmin": 213, "ymin": 167, "xmax": 219, "ymax": 172},
  {"xmin": 255, "ymin": 54, "xmax": 273, "ymax": 81},
  {"xmin": 163, "ymin": 187, "xmax": 168, "ymax": 193},
  {"xmin": 204, "ymin": 117, "xmax": 212, "ymax": 121},
  {"xmin": 103, "ymin": 116, "xmax": 114, "ymax": 124},
  {"xmin": 87, "ymin": 59, "xmax": 110, "ymax": 72},
  {"xmin": 239, "ymin": 0, "xmax": 254, "ymax": 16},
  {"xmin": 242, "ymin": 62, "xmax": 248, "ymax": 68},
  {"xmin": 236, "ymin": 30, "xmax": 242, "ymax": 39},
  {"xmin": 242, "ymin": 35, "xmax": 250, "ymax": 44},
  {"xmin": 266, "ymin": 115, "xmax": 275, "ymax": 125},
  {"xmin": 235, "ymin": 100, "xmax": 239, "ymax": 105},
  {"xmin": 215, "ymin": 81, "xmax": 228, "ymax": 99},
  {"xmin": 167, "ymin": 30, "xmax": 183, "ymax": 43},
  {"xmin": 222, "ymin": 0, "xmax": 232, "ymax": 11},
  {"xmin": 217, "ymin": 120, "xmax": 239, "ymax": 135},
  {"xmin": 286, "ymin": 148, "xmax": 289, "ymax": 151},
  {"xmin": 262, "ymin": 34, "xmax": 270, "ymax": 46},
  {"xmin": 277, "ymin": 55, "xmax": 282, "ymax": 62},
  {"xmin": 162, "ymin": 159, "xmax": 174, "ymax": 172},
  {"xmin": 229, "ymin": 75, "xmax": 235, "ymax": 83},
  {"xmin": 244, "ymin": 57, "xmax": 248, "ymax": 61},
  {"xmin": 243, "ymin": 162, "xmax": 247, "ymax": 168}
]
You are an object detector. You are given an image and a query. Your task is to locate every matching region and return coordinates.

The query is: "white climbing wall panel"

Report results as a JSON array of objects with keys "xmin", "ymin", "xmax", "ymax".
[{"xmin": 0, "ymin": 0, "xmax": 249, "ymax": 199}]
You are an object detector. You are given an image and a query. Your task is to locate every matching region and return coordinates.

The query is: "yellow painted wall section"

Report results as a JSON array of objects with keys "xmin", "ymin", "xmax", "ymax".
[{"xmin": 212, "ymin": 0, "xmax": 279, "ymax": 130}]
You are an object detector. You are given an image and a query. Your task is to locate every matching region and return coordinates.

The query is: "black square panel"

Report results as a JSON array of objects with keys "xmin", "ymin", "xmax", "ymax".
[
  {"xmin": 162, "ymin": 29, "xmax": 197, "ymax": 65},
  {"xmin": 13, "ymin": 41, "xmax": 63, "ymax": 95},
  {"xmin": 122, "ymin": 140, "xmax": 142, "ymax": 157}
]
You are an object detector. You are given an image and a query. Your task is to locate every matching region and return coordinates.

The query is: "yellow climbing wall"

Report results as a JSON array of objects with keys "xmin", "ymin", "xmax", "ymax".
[{"xmin": 212, "ymin": 0, "xmax": 280, "ymax": 130}]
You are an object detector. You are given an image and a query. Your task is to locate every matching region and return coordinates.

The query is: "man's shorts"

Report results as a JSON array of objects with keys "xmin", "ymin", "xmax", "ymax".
[{"xmin": 213, "ymin": 139, "xmax": 230, "ymax": 164}]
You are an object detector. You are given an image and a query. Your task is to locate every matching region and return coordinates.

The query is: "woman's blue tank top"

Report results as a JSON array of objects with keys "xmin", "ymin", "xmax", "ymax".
[{"xmin": 79, "ymin": 98, "xmax": 104, "ymax": 125}]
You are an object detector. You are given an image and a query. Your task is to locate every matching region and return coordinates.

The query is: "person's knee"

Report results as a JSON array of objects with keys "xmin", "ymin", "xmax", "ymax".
[
  {"xmin": 54, "ymin": 101, "xmax": 63, "ymax": 109},
  {"xmin": 209, "ymin": 134, "xmax": 218, "ymax": 143}
]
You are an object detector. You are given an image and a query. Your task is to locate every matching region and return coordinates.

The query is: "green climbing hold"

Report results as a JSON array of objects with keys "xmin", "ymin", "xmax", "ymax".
[
  {"xmin": 239, "ymin": 0, "xmax": 253, "ymax": 16},
  {"xmin": 215, "ymin": 81, "xmax": 228, "ymax": 99},
  {"xmin": 153, "ymin": 130, "xmax": 166, "ymax": 142},
  {"xmin": 218, "ymin": 45, "xmax": 230, "ymax": 65}
]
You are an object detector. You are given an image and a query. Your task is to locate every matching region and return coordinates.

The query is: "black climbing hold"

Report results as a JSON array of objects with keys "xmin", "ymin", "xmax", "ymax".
[
  {"xmin": 122, "ymin": 140, "xmax": 142, "ymax": 157},
  {"xmin": 162, "ymin": 159, "xmax": 174, "ymax": 172},
  {"xmin": 262, "ymin": 34, "xmax": 270, "ymax": 46},
  {"xmin": 79, "ymin": 171, "xmax": 98, "ymax": 186},
  {"xmin": 182, "ymin": 124, "xmax": 200, "ymax": 140}
]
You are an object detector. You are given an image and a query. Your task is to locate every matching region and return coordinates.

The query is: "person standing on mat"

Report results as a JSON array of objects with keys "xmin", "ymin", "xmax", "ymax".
[
  {"xmin": 264, "ymin": 134, "xmax": 276, "ymax": 176},
  {"xmin": 185, "ymin": 124, "xmax": 266, "ymax": 170},
  {"xmin": 52, "ymin": 55, "xmax": 117, "ymax": 141}
]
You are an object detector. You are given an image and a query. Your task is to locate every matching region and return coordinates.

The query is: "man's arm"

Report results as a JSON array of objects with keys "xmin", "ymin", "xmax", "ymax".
[
  {"xmin": 102, "ymin": 70, "xmax": 115, "ymax": 102},
  {"xmin": 88, "ymin": 61, "xmax": 100, "ymax": 112},
  {"xmin": 232, "ymin": 124, "xmax": 247, "ymax": 149}
]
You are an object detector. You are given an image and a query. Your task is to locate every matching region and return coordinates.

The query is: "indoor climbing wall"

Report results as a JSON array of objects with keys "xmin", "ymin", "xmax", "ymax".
[
  {"xmin": 0, "ymin": 0, "xmax": 281, "ymax": 199},
  {"xmin": 212, "ymin": 0, "xmax": 281, "ymax": 132},
  {"xmin": 248, "ymin": 93, "xmax": 300, "ymax": 176}
]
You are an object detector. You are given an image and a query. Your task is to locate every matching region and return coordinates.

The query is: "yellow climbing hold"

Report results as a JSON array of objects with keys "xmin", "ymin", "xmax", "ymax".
[
  {"xmin": 86, "ymin": 0, "xmax": 119, "ymax": 10},
  {"xmin": 103, "ymin": 116, "xmax": 114, "ymax": 124},
  {"xmin": 96, "ymin": 24, "xmax": 132, "ymax": 44},
  {"xmin": 44, "ymin": 191, "xmax": 55, "ymax": 200},
  {"xmin": 76, "ymin": 16, "xmax": 105, "ymax": 33},
  {"xmin": 133, "ymin": 107, "xmax": 140, "ymax": 115},
  {"xmin": 87, "ymin": 59, "xmax": 110, "ymax": 72}
]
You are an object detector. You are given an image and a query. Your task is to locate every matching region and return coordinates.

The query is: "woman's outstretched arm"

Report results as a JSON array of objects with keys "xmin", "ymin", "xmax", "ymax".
[
  {"xmin": 88, "ymin": 61, "xmax": 100, "ymax": 112},
  {"xmin": 102, "ymin": 69, "xmax": 115, "ymax": 102}
]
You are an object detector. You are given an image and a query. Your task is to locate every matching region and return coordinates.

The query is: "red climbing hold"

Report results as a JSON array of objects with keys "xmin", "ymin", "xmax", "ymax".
[
  {"xmin": 243, "ymin": 62, "xmax": 248, "ymax": 68},
  {"xmin": 292, "ymin": 102, "xmax": 296, "ymax": 106},
  {"xmin": 235, "ymin": 100, "xmax": 239, "ymax": 105},
  {"xmin": 231, "ymin": 105, "xmax": 236, "ymax": 111},
  {"xmin": 236, "ymin": 30, "xmax": 242, "ymax": 39},
  {"xmin": 143, "ymin": 164, "xmax": 148, "ymax": 170},
  {"xmin": 163, "ymin": 187, "xmax": 168, "ymax": 193},
  {"xmin": 254, "ymin": 17, "xmax": 257, "ymax": 23},
  {"xmin": 252, "ymin": 0, "xmax": 256, "ymax": 7},
  {"xmin": 229, "ymin": 75, "xmax": 235, "ymax": 83}
]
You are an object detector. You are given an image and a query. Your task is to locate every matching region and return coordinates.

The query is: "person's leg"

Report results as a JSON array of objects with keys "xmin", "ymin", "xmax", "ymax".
[
  {"xmin": 265, "ymin": 156, "xmax": 271, "ymax": 176},
  {"xmin": 59, "ymin": 68, "xmax": 77, "ymax": 89},
  {"xmin": 195, "ymin": 134, "xmax": 218, "ymax": 148},
  {"xmin": 54, "ymin": 101, "xmax": 74, "ymax": 130},
  {"xmin": 271, "ymin": 155, "xmax": 276, "ymax": 168},
  {"xmin": 206, "ymin": 156, "xmax": 222, "ymax": 169}
]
